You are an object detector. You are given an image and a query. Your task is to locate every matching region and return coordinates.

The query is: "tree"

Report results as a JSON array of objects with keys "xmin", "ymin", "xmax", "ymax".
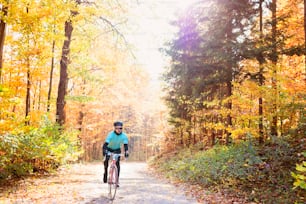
[
  {"xmin": 305, "ymin": 0, "xmax": 306, "ymax": 75},
  {"xmin": 47, "ymin": 39, "xmax": 55, "ymax": 113},
  {"xmin": 56, "ymin": 1, "xmax": 80, "ymax": 126},
  {"xmin": 0, "ymin": 1, "xmax": 7, "ymax": 82},
  {"xmin": 258, "ymin": 0, "xmax": 265, "ymax": 144},
  {"xmin": 163, "ymin": 0, "xmax": 257, "ymax": 147},
  {"xmin": 270, "ymin": 0, "xmax": 278, "ymax": 137}
]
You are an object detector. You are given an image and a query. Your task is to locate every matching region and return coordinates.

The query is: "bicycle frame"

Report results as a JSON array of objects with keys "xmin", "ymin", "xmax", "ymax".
[
  {"xmin": 108, "ymin": 153, "xmax": 121, "ymax": 180},
  {"xmin": 106, "ymin": 152, "xmax": 123, "ymax": 200}
]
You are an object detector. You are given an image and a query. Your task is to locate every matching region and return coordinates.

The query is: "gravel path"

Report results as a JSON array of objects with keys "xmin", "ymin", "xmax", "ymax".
[{"xmin": 0, "ymin": 162, "xmax": 198, "ymax": 204}]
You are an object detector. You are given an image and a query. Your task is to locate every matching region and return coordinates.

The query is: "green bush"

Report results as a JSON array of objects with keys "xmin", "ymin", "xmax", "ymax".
[
  {"xmin": 0, "ymin": 117, "xmax": 82, "ymax": 179},
  {"xmin": 151, "ymin": 137, "xmax": 301, "ymax": 203},
  {"xmin": 158, "ymin": 142, "xmax": 262, "ymax": 186},
  {"xmin": 292, "ymin": 151, "xmax": 306, "ymax": 202}
]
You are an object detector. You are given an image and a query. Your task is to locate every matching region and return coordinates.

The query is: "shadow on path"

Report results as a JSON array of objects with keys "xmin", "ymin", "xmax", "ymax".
[{"xmin": 84, "ymin": 194, "xmax": 110, "ymax": 204}]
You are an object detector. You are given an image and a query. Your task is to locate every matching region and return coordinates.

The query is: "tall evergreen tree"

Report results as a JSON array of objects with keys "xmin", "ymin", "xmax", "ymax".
[
  {"xmin": 258, "ymin": 0, "xmax": 265, "ymax": 143},
  {"xmin": 270, "ymin": 0, "xmax": 278, "ymax": 137},
  {"xmin": 163, "ymin": 0, "xmax": 256, "ymax": 146}
]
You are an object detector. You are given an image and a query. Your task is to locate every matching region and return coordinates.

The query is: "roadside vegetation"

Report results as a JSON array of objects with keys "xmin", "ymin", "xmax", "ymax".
[
  {"xmin": 150, "ymin": 136, "xmax": 305, "ymax": 203},
  {"xmin": 0, "ymin": 117, "xmax": 81, "ymax": 180},
  {"xmin": 151, "ymin": 0, "xmax": 306, "ymax": 203}
]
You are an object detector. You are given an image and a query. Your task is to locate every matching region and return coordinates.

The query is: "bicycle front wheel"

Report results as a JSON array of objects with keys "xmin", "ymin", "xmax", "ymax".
[{"xmin": 108, "ymin": 166, "xmax": 118, "ymax": 200}]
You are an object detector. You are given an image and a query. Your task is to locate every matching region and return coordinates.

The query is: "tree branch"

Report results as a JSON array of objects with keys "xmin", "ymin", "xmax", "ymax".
[{"xmin": 99, "ymin": 16, "xmax": 136, "ymax": 59}]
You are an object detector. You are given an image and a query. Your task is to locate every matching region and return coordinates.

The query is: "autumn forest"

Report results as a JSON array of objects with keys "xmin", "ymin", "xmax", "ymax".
[{"xmin": 0, "ymin": 0, "xmax": 305, "ymax": 203}]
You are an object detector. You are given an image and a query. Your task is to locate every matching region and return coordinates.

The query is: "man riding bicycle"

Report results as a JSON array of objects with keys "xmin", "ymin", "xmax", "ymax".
[{"xmin": 102, "ymin": 121, "xmax": 129, "ymax": 185}]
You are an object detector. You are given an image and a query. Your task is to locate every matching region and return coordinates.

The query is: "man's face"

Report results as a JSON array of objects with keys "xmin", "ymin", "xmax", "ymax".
[{"xmin": 114, "ymin": 126, "xmax": 123, "ymax": 134}]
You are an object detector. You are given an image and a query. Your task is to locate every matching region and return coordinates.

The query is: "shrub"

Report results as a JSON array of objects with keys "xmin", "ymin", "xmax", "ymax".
[
  {"xmin": 151, "ymin": 142, "xmax": 261, "ymax": 186},
  {"xmin": 0, "ymin": 117, "xmax": 82, "ymax": 179},
  {"xmin": 292, "ymin": 152, "xmax": 306, "ymax": 201},
  {"xmin": 151, "ymin": 137, "xmax": 301, "ymax": 203},
  {"xmin": 164, "ymin": 142, "xmax": 262, "ymax": 186}
]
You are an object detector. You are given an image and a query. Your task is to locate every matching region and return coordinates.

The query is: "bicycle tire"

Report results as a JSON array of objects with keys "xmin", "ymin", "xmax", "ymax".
[{"xmin": 108, "ymin": 165, "xmax": 118, "ymax": 200}]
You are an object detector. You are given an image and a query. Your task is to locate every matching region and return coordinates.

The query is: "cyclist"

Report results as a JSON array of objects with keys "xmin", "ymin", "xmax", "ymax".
[{"xmin": 102, "ymin": 121, "xmax": 129, "ymax": 185}]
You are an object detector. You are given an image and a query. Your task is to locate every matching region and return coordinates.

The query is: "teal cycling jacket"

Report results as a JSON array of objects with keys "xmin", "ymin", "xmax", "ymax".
[{"xmin": 105, "ymin": 131, "xmax": 128, "ymax": 150}]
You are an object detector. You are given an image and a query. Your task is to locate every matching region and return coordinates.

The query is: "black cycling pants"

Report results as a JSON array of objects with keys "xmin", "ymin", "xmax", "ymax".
[{"xmin": 104, "ymin": 155, "xmax": 121, "ymax": 178}]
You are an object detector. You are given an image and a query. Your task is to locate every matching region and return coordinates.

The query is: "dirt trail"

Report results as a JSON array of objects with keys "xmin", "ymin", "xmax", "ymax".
[{"xmin": 0, "ymin": 162, "xmax": 198, "ymax": 204}]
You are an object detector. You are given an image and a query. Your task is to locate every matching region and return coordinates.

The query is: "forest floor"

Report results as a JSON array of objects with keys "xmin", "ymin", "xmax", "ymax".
[{"xmin": 0, "ymin": 161, "xmax": 254, "ymax": 204}]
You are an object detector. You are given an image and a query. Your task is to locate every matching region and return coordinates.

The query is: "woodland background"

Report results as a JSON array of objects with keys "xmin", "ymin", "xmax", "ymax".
[
  {"xmin": 154, "ymin": 0, "xmax": 305, "ymax": 203},
  {"xmin": 0, "ymin": 0, "xmax": 305, "ymax": 203},
  {"xmin": 0, "ymin": 0, "xmax": 165, "ymax": 174}
]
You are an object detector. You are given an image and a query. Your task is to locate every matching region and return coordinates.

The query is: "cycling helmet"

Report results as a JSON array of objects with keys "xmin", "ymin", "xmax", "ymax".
[{"xmin": 113, "ymin": 121, "xmax": 123, "ymax": 126}]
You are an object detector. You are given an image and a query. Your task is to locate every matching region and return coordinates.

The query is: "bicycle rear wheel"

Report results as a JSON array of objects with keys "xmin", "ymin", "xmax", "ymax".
[{"xmin": 108, "ymin": 166, "xmax": 118, "ymax": 200}]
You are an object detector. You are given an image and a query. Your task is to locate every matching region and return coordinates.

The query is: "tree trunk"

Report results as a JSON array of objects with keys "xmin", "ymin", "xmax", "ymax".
[
  {"xmin": 25, "ymin": 5, "xmax": 31, "ymax": 125},
  {"xmin": 77, "ymin": 79, "xmax": 86, "ymax": 149},
  {"xmin": 211, "ymin": 131, "xmax": 215, "ymax": 147},
  {"xmin": 193, "ymin": 115, "xmax": 196, "ymax": 144},
  {"xmin": 223, "ymin": 3, "xmax": 235, "ymax": 145},
  {"xmin": 271, "ymin": 0, "xmax": 278, "ymax": 137},
  {"xmin": 56, "ymin": 20, "xmax": 73, "ymax": 126},
  {"xmin": 47, "ymin": 40, "xmax": 55, "ymax": 112},
  {"xmin": 0, "ymin": 5, "xmax": 7, "ymax": 83},
  {"xmin": 56, "ymin": 2, "xmax": 80, "ymax": 126},
  {"xmin": 211, "ymin": 115, "xmax": 217, "ymax": 146},
  {"xmin": 225, "ymin": 81, "xmax": 232, "ymax": 145},
  {"xmin": 258, "ymin": 0, "xmax": 264, "ymax": 144},
  {"xmin": 180, "ymin": 127, "xmax": 184, "ymax": 146},
  {"xmin": 187, "ymin": 130, "xmax": 191, "ymax": 147},
  {"xmin": 38, "ymin": 80, "xmax": 41, "ymax": 110},
  {"xmin": 25, "ymin": 56, "xmax": 31, "ymax": 125},
  {"xmin": 304, "ymin": 0, "xmax": 306, "ymax": 76},
  {"xmin": 78, "ymin": 109, "xmax": 85, "ymax": 130}
]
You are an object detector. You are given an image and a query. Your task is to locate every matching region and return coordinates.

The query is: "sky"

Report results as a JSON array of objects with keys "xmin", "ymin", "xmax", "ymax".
[{"xmin": 125, "ymin": 0, "xmax": 198, "ymax": 83}]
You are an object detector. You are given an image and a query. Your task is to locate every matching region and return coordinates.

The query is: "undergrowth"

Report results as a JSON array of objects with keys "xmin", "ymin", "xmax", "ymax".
[
  {"xmin": 0, "ymin": 117, "xmax": 82, "ymax": 180},
  {"xmin": 149, "ymin": 137, "xmax": 305, "ymax": 204}
]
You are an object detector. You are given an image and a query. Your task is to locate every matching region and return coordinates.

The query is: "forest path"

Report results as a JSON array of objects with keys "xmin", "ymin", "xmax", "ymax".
[{"xmin": 0, "ymin": 162, "xmax": 198, "ymax": 204}]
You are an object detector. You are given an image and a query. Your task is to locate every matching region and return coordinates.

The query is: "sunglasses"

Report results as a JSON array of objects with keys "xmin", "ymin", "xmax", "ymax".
[{"xmin": 115, "ymin": 127, "xmax": 122, "ymax": 130}]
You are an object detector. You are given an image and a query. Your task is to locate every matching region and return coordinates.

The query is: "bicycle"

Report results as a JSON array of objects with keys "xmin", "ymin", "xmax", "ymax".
[{"xmin": 106, "ymin": 152, "xmax": 123, "ymax": 200}]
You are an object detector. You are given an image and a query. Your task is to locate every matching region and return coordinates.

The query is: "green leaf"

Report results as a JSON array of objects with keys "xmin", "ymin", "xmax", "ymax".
[
  {"xmin": 300, "ymin": 181, "xmax": 306, "ymax": 190},
  {"xmin": 296, "ymin": 174, "xmax": 306, "ymax": 180},
  {"xmin": 296, "ymin": 164, "xmax": 306, "ymax": 172}
]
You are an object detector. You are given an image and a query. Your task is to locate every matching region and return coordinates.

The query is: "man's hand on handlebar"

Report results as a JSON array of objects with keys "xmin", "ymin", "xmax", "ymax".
[{"xmin": 125, "ymin": 151, "xmax": 129, "ymax": 158}]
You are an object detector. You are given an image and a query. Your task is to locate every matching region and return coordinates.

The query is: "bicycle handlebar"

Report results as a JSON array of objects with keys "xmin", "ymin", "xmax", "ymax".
[
  {"xmin": 106, "ymin": 152, "xmax": 126, "ymax": 160},
  {"xmin": 106, "ymin": 152, "xmax": 123, "ymax": 156}
]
